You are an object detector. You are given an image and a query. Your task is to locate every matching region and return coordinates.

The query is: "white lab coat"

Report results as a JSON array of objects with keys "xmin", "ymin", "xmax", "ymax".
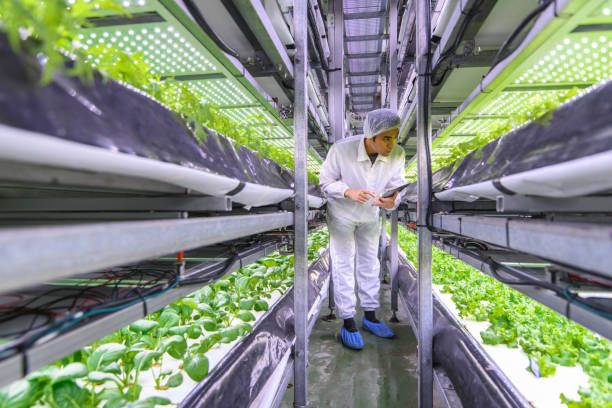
[{"xmin": 319, "ymin": 135, "xmax": 405, "ymax": 319}]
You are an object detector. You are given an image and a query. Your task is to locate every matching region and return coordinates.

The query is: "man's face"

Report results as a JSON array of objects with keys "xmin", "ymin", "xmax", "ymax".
[{"xmin": 372, "ymin": 128, "xmax": 399, "ymax": 156}]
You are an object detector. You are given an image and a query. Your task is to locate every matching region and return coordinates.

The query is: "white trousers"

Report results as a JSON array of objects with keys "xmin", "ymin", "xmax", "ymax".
[{"xmin": 328, "ymin": 212, "xmax": 381, "ymax": 319}]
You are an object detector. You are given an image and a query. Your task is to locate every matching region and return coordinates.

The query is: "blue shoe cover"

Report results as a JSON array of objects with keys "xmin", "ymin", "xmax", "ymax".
[
  {"xmin": 341, "ymin": 327, "xmax": 364, "ymax": 350},
  {"xmin": 361, "ymin": 317, "xmax": 395, "ymax": 338}
]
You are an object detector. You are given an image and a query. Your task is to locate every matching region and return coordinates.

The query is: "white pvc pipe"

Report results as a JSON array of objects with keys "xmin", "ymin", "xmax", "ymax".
[
  {"xmin": 0, "ymin": 124, "xmax": 238, "ymax": 196},
  {"xmin": 0, "ymin": 124, "xmax": 324, "ymax": 208},
  {"xmin": 432, "ymin": 0, "xmax": 457, "ymax": 38},
  {"xmin": 435, "ymin": 149, "xmax": 612, "ymax": 201}
]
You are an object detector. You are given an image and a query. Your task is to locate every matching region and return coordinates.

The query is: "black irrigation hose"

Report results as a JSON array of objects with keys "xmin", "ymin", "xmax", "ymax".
[
  {"xmin": 182, "ymin": 0, "xmax": 240, "ymax": 59},
  {"xmin": 489, "ymin": 0, "xmax": 555, "ymax": 71},
  {"xmin": 431, "ymin": 0, "xmax": 486, "ymax": 87},
  {"xmin": 460, "ymin": 246, "xmax": 612, "ymax": 317}
]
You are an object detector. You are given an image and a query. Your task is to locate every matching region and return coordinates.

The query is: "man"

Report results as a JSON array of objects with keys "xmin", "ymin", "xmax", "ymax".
[{"xmin": 319, "ymin": 108, "xmax": 406, "ymax": 350}]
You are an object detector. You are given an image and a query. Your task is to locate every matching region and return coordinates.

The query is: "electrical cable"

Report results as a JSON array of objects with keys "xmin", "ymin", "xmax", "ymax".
[
  {"xmin": 431, "ymin": 0, "xmax": 486, "ymax": 87},
  {"xmin": 0, "ymin": 268, "xmax": 178, "ymax": 359},
  {"xmin": 563, "ymin": 285, "xmax": 612, "ymax": 319},
  {"xmin": 489, "ymin": 0, "xmax": 554, "ymax": 71},
  {"xmin": 182, "ymin": 0, "xmax": 240, "ymax": 59},
  {"xmin": 10, "ymin": 274, "xmax": 180, "ymax": 357},
  {"xmin": 457, "ymin": 245, "xmax": 612, "ymax": 317}
]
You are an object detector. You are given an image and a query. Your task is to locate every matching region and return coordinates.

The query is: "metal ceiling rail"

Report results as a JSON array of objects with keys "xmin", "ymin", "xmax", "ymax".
[
  {"xmin": 345, "ymin": 33, "xmax": 389, "ymax": 41},
  {"xmin": 344, "ymin": 10, "xmax": 387, "ymax": 20},
  {"xmin": 0, "ymin": 212, "xmax": 293, "ymax": 294},
  {"xmin": 350, "ymin": 82, "xmax": 380, "ymax": 87},
  {"xmin": 346, "ymin": 52, "xmax": 383, "ymax": 58},
  {"xmin": 348, "ymin": 70, "xmax": 381, "ymax": 76},
  {"xmin": 0, "ymin": 241, "xmax": 281, "ymax": 389}
]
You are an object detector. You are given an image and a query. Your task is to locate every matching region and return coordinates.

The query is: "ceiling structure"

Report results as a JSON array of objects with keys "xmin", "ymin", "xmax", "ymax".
[{"xmin": 343, "ymin": 0, "xmax": 387, "ymax": 116}]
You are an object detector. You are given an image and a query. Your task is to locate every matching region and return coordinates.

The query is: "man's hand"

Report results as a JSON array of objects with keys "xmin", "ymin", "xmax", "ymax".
[
  {"xmin": 344, "ymin": 188, "xmax": 376, "ymax": 203},
  {"xmin": 373, "ymin": 191, "xmax": 398, "ymax": 209}
]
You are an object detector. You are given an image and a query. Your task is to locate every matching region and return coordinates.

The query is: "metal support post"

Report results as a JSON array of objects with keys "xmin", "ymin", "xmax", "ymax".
[
  {"xmin": 379, "ymin": 212, "xmax": 389, "ymax": 283},
  {"xmin": 325, "ymin": 262, "xmax": 337, "ymax": 320},
  {"xmin": 416, "ymin": 0, "xmax": 433, "ymax": 407},
  {"xmin": 328, "ymin": 0, "xmax": 344, "ymax": 142},
  {"xmin": 293, "ymin": 0, "xmax": 308, "ymax": 406},
  {"xmin": 389, "ymin": 0, "xmax": 399, "ymax": 111},
  {"xmin": 390, "ymin": 210, "xmax": 399, "ymax": 322}
]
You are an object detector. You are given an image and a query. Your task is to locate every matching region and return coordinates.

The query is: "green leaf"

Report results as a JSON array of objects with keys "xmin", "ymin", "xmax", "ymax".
[
  {"xmin": 198, "ymin": 286, "xmax": 213, "ymax": 301},
  {"xmin": 45, "ymin": 380, "xmax": 91, "ymax": 408},
  {"xmin": 183, "ymin": 355, "xmax": 209, "ymax": 382},
  {"xmin": 98, "ymin": 388, "xmax": 122, "ymax": 404},
  {"xmin": 237, "ymin": 311, "xmax": 256, "ymax": 322},
  {"xmin": 140, "ymin": 335, "xmax": 155, "ymax": 348},
  {"xmin": 214, "ymin": 280, "xmax": 231, "ymax": 291},
  {"xmin": 212, "ymin": 292, "xmax": 230, "ymax": 309},
  {"xmin": 239, "ymin": 299, "xmax": 255, "ymax": 310},
  {"xmin": 254, "ymin": 300, "xmax": 269, "ymax": 312},
  {"xmin": 219, "ymin": 327, "xmax": 240, "ymax": 342},
  {"xmin": 199, "ymin": 317, "xmax": 218, "ymax": 332},
  {"xmin": 0, "ymin": 379, "xmax": 38, "ymax": 408},
  {"xmin": 87, "ymin": 343, "xmax": 126, "ymax": 371},
  {"xmin": 160, "ymin": 335, "xmax": 187, "ymax": 359},
  {"xmin": 52, "ymin": 363, "xmax": 88, "ymax": 384},
  {"xmin": 197, "ymin": 337, "xmax": 218, "ymax": 354},
  {"xmin": 159, "ymin": 310, "xmax": 180, "ymax": 328},
  {"xmin": 165, "ymin": 372, "xmax": 183, "ymax": 388},
  {"xmin": 99, "ymin": 362, "xmax": 121, "ymax": 374},
  {"xmin": 125, "ymin": 384, "xmax": 142, "ymax": 402},
  {"xmin": 130, "ymin": 319, "xmax": 159, "ymax": 334},
  {"xmin": 197, "ymin": 303, "xmax": 216, "ymax": 317},
  {"xmin": 179, "ymin": 298, "xmax": 198, "ymax": 310},
  {"xmin": 236, "ymin": 276, "xmax": 250, "ymax": 292},
  {"xmin": 87, "ymin": 371, "xmax": 119, "ymax": 384},
  {"xmin": 133, "ymin": 350, "xmax": 161, "ymax": 372},
  {"xmin": 236, "ymin": 323, "xmax": 253, "ymax": 335},
  {"xmin": 142, "ymin": 396, "xmax": 171, "ymax": 406},
  {"xmin": 187, "ymin": 325, "xmax": 203, "ymax": 339},
  {"xmin": 168, "ymin": 326, "xmax": 190, "ymax": 336}
]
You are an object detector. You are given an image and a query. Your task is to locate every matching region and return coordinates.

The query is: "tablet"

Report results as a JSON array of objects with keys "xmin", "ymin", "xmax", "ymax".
[{"xmin": 382, "ymin": 183, "xmax": 410, "ymax": 198}]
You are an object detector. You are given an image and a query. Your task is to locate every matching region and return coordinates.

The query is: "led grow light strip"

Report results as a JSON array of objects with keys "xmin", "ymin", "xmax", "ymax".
[
  {"xmin": 75, "ymin": 0, "xmax": 323, "ymax": 173},
  {"xmin": 406, "ymin": 0, "xmax": 612, "ymax": 177}
]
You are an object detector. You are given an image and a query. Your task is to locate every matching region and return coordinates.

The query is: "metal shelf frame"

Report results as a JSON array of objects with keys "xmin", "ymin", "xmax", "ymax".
[
  {"xmin": 400, "ymin": 211, "xmax": 612, "ymax": 339},
  {"xmin": 0, "ymin": 239, "xmax": 282, "ymax": 389},
  {"xmin": 422, "ymin": 212, "xmax": 612, "ymax": 280},
  {"xmin": 0, "ymin": 212, "xmax": 294, "ymax": 294}
]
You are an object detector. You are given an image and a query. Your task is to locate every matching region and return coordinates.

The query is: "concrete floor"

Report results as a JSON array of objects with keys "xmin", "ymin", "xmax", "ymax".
[{"xmin": 280, "ymin": 282, "xmax": 444, "ymax": 408}]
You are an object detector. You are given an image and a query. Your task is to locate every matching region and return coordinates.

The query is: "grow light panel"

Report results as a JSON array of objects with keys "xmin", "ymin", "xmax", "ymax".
[
  {"xmin": 406, "ymin": 0, "xmax": 612, "ymax": 178},
  {"xmin": 75, "ymin": 0, "xmax": 322, "ymax": 173}
]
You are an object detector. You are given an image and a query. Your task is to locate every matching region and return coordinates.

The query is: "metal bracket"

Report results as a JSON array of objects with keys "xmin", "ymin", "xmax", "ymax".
[
  {"xmin": 497, "ymin": 195, "xmax": 612, "ymax": 213},
  {"xmin": 279, "ymin": 235, "xmax": 295, "ymax": 255}
]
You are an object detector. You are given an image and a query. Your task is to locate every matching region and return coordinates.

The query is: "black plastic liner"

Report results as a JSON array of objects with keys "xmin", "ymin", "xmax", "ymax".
[
  {"xmin": 0, "ymin": 35, "xmax": 322, "ymax": 195},
  {"xmin": 397, "ymin": 259, "xmax": 531, "ymax": 408},
  {"xmin": 180, "ymin": 251, "xmax": 330, "ymax": 408},
  {"xmin": 403, "ymin": 80, "xmax": 612, "ymax": 199}
]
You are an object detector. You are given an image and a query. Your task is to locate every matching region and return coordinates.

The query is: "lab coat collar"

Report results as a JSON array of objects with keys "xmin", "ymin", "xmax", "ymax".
[{"xmin": 358, "ymin": 137, "xmax": 390, "ymax": 163}]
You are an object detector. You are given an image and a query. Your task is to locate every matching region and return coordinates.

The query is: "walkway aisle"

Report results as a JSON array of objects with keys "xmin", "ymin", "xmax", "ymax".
[{"xmin": 281, "ymin": 282, "xmax": 444, "ymax": 407}]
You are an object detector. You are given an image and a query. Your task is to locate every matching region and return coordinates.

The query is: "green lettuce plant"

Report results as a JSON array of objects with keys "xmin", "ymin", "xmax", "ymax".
[
  {"xmin": 0, "ymin": 0, "xmax": 320, "ymax": 184},
  {"xmin": 0, "ymin": 228, "xmax": 329, "ymax": 407},
  {"xmin": 406, "ymin": 88, "xmax": 582, "ymax": 181},
  {"xmin": 396, "ymin": 225, "xmax": 611, "ymax": 407}
]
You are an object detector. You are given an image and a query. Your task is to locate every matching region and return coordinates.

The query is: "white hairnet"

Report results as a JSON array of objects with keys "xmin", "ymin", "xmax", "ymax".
[{"xmin": 363, "ymin": 108, "xmax": 401, "ymax": 139}]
